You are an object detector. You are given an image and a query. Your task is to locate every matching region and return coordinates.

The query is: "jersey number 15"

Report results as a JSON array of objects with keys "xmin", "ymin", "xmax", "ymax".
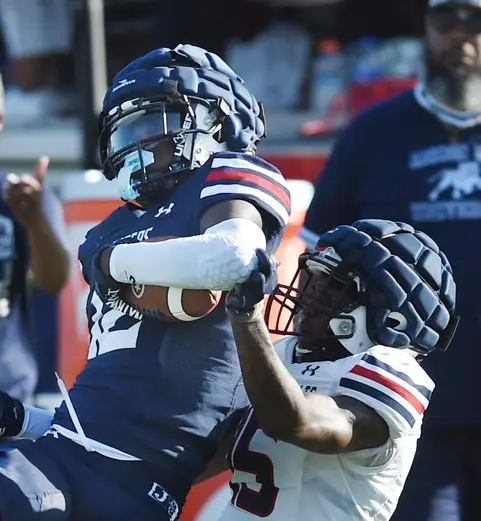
[{"xmin": 229, "ymin": 409, "xmax": 279, "ymax": 518}]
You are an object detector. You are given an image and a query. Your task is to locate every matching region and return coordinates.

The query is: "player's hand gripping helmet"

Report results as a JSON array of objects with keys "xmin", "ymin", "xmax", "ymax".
[
  {"xmin": 266, "ymin": 219, "xmax": 459, "ymax": 360},
  {"xmin": 99, "ymin": 44, "xmax": 266, "ymax": 202}
]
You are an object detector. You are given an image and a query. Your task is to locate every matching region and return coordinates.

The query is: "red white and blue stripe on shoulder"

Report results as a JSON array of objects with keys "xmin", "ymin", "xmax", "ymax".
[
  {"xmin": 200, "ymin": 152, "xmax": 291, "ymax": 227},
  {"xmin": 339, "ymin": 353, "xmax": 434, "ymax": 429}
]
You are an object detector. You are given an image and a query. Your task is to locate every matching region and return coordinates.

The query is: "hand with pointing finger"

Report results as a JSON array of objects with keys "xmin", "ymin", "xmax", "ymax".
[{"xmin": 3, "ymin": 156, "xmax": 50, "ymax": 230}]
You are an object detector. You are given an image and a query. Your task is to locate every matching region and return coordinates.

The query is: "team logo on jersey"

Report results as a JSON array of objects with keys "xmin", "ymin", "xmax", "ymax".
[{"xmin": 148, "ymin": 482, "xmax": 179, "ymax": 521}]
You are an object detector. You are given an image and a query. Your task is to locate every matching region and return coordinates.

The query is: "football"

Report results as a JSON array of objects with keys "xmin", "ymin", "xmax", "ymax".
[{"xmin": 119, "ymin": 236, "xmax": 223, "ymax": 322}]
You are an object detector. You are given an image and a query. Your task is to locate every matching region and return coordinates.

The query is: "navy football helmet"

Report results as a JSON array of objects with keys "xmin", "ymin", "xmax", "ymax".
[
  {"xmin": 266, "ymin": 219, "xmax": 459, "ymax": 360},
  {"xmin": 99, "ymin": 44, "xmax": 266, "ymax": 202}
]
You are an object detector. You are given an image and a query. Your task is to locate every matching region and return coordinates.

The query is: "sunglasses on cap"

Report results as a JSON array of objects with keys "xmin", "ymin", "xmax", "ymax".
[{"xmin": 428, "ymin": 6, "xmax": 481, "ymax": 33}]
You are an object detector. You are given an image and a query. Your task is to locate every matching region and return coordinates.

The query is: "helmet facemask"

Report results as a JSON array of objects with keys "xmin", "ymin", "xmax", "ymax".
[
  {"xmin": 99, "ymin": 94, "xmax": 230, "ymax": 203},
  {"xmin": 266, "ymin": 247, "xmax": 414, "ymax": 361}
]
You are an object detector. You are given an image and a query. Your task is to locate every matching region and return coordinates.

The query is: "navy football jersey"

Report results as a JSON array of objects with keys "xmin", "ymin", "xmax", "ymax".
[{"xmin": 52, "ymin": 152, "xmax": 290, "ymax": 500}]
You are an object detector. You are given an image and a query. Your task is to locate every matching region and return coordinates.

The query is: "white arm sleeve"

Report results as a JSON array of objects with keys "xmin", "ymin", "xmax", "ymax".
[
  {"xmin": 109, "ymin": 218, "xmax": 267, "ymax": 291},
  {"xmin": 18, "ymin": 405, "xmax": 54, "ymax": 439}
]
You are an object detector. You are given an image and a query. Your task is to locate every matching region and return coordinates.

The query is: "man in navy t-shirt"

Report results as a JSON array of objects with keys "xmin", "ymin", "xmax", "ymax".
[
  {"xmin": 0, "ymin": 74, "xmax": 69, "ymax": 401},
  {"xmin": 301, "ymin": 1, "xmax": 481, "ymax": 520}
]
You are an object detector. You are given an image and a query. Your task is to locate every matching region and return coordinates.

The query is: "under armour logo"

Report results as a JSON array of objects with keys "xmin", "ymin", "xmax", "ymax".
[
  {"xmin": 155, "ymin": 203, "xmax": 175, "ymax": 218},
  {"xmin": 301, "ymin": 364, "xmax": 320, "ymax": 376}
]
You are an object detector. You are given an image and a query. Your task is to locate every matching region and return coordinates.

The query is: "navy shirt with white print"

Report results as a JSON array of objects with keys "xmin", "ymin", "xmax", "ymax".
[{"xmin": 301, "ymin": 90, "xmax": 481, "ymax": 429}]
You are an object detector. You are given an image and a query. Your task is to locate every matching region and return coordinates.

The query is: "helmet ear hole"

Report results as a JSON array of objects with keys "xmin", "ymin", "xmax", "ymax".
[
  {"xmin": 387, "ymin": 311, "xmax": 408, "ymax": 331},
  {"xmin": 212, "ymin": 129, "xmax": 221, "ymax": 143}
]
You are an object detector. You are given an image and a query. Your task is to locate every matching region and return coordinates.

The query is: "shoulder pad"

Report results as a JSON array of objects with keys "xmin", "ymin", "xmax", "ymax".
[{"xmin": 336, "ymin": 346, "xmax": 434, "ymax": 438}]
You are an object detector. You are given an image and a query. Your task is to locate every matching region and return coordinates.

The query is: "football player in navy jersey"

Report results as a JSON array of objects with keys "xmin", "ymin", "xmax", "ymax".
[{"xmin": 0, "ymin": 44, "xmax": 290, "ymax": 521}]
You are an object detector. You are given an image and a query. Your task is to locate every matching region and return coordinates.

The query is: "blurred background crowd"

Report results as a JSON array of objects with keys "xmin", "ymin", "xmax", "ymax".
[{"xmin": 0, "ymin": 0, "xmax": 425, "ymax": 124}]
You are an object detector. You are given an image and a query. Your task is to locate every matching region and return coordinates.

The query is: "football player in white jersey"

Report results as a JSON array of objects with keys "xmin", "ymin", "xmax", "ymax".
[{"xmin": 219, "ymin": 219, "xmax": 459, "ymax": 521}]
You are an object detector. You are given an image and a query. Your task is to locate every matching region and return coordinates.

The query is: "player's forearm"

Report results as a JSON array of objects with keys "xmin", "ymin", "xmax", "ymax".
[
  {"xmin": 230, "ymin": 316, "xmax": 310, "ymax": 441},
  {"xmin": 107, "ymin": 218, "xmax": 266, "ymax": 291},
  {"xmin": 27, "ymin": 216, "xmax": 70, "ymax": 293}
]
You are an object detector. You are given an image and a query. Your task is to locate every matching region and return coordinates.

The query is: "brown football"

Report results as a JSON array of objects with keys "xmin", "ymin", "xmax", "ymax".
[{"xmin": 119, "ymin": 236, "xmax": 222, "ymax": 322}]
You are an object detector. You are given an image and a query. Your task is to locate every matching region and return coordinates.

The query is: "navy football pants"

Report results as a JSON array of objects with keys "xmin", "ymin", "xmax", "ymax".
[
  {"xmin": 391, "ymin": 430, "xmax": 481, "ymax": 521},
  {"xmin": 0, "ymin": 435, "xmax": 180, "ymax": 521}
]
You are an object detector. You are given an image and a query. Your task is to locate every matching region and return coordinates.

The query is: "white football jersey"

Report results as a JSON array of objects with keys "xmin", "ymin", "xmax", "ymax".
[{"xmin": 218, "ymin": 336, "xmax": 434, "ymax": 521}]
